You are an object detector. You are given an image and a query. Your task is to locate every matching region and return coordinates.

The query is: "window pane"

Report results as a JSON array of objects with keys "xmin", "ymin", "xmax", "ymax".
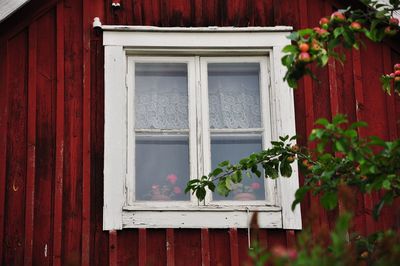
[
  {"xmin": 211, "ymin": 135, "xmax": 265, "ymax": 201},
  {"xmin": 208, "ymin": 63, "xmax": 261, "ymax": 129},
  {"xmin": 135, "ymin": 63, "xmax": 188, "ymax": 129},
  {"xmin": 135, "ymin": 134, "xmax": 190, "ymax": 201}
]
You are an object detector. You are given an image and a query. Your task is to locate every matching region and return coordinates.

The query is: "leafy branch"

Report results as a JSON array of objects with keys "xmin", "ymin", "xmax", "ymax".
[
  {"xmin": 281, "ymin": 0, "xmax": 400, "ymax": 95},
  {"xmin": 185, "ymin": 115, "xmax": 400, "ymax": 218}
]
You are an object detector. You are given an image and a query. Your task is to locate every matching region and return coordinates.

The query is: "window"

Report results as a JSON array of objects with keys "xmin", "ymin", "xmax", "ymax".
[{"xmin": 103, "ymin": 26, "xmax": 301, "ymax": 230}]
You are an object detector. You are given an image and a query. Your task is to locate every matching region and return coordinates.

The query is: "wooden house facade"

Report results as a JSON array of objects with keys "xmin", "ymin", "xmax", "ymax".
[{"xmin": 0, "ymin": 0, "xmax": 399, "ymax": 265}]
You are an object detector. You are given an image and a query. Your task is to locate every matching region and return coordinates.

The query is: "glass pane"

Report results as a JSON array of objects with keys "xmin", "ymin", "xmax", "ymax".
[
  {"xmin": 135, "ymin": 134, "xmax": 190, "ymax": 201},
  {"xmin": 211, "ymin": 134, "xmax": 265, "ymax": 201},
  {"xmin": 208, "ymin": 63, "xmax": 261, "ymax": 129},
  {"xmin": 135, "ymin": 63, "xmax": 188, "ymax": 129}
]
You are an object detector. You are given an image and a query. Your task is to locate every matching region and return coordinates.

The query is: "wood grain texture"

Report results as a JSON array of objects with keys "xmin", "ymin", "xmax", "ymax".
[
  {"xmin": 62, "ymin": 0, "xmax": 83, "ymax": 264},
  {"xmin": 82, "ymin": 0, "xmax": 92, "ymax": 264},
  {"xmin": 24, "ymin": 20, "xmax": 37, "ymax": 266},
  {"xmin": 53, "ymin": 2, "xmax": 65, "ymax": 265},
  {"xmin": 0, "ymin": 37, "xmax": 9, "ymax": 266},
  {"xmin": 0, "ymin": 0, "xmax": 399, "ymax": 264},
  {"xmin": 3, "ymin": 29, "xmax": 28, "ymax": 266}
]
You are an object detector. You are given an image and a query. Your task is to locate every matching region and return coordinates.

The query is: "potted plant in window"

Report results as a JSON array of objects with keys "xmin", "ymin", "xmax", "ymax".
[
  {"xmin": 148, "ymin": 174, "xmax": 182, "ymax": 201},
  {"xmin": 232, "ymin": 182, "xmax": 261, "ymax": 201}
]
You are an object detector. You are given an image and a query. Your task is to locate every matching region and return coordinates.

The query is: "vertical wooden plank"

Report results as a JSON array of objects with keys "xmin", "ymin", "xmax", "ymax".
[
  {"xmin": 351, "ymin": 47, "xmax": 367, "ymax": 235},
  {"xmin": 117, "ymin": 229, "xmax": 138, "ymax": 265},
  {"xmin": 82, "ymin": 0, "xmax": 91, "ymax": 264},
  {"xmin": 53, "ymin": 2, "xmax": 65, "ymax": 265},
  {"xmin": 63, "ymin": 0, "xmax": 84, "ymax": 263},
  {"xmin": 324, "ymin": 2, "xmax": 339, "ymax": 117},
  {"xmin": 108, "ymin": 230, "xmax": 118, "ymax": 266},
  {"xmin": 382, "ymin": 46, "xmax": 397, "ymax": 140},
  {"xmin": 24, "ymin": 20, "xmax": 38, "ymax": 266},
  {"xmin": 285, "ymin": 230, "xmax": 296, "ymax": 248},
  {"xmin": 229, "ymin": 228, "xmax": 239, "ymax": 266},
  {"xmin": 201, "ymin": 229, "xmax": 210, "ymax": 266},
  {"xmin": 32, "ymin": 9, "xmax": 57, "ymax": 265},
  {"xmin": 174, "ymin": 229, "xmax": 202, "ymax": 266},
  {"xmin": 209, "ymin": 230, "xmax": 231, "ymax": 266},
  {"xmin": 138, "ymin": 228, "xmax": 147, "ymax": 266},
  {"xmin": 0, "ymin": 39, "xmax": 9, "ymax": 266},
  {"xmin": 88, "ymin": 1, "xmax": 107, "ymax": 265},
  {"xmin": 146, "ymin": 229, "xmax": 167, "ymax": 266},
  {"xmin": 166, "ymin": 229, "xmax": 175, "ymax": 266},
  {"xmin": 3, "ymin": 29, "xmax": 28, "ymax": 266}
]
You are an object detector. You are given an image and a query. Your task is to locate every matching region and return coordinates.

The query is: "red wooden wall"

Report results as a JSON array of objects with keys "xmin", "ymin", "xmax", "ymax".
[{"xmin": 0, "ymin": 0, "xmax": 399, "ymax": 265}]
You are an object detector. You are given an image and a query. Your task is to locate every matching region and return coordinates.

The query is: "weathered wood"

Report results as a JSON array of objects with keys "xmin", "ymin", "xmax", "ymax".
[
  {"xmin": 4, "ymin": 29, "xmax": 28, "ymax": 266},
  {"xmin": 201, "ymin": 229, "xmax": 210, "ymax": 266},
  {"xmin": 166, "ymin": 229, "xmax": 175, "ymax": 266},
  {"xmin": 0, "ymin": 0, "xmax": 399, "ymax": 264},
  {"xmin": 31, "ymin": 10, "xmax": 56, "ymax": 265},
  {"xmin": 229, "ymin": 228, "xmax": 239, "ymax": 266},
  {"xmin": 53, "ymin": 2, "xmax": 64, "ymax": 265},
  {"xmin": 0, "ymin": 37, "xmax": 9, "ymax": 266},
  {"xmin": 24, "ymin": 19, "xmax": 37, "ymax": 266},
  {"xmin": 138, "ymin": 228, "xmax": 147, "ymax": 266},
  {"xmin": 82, "ymin": 0, "xmax": 92, "ymax": 264},
  {"xmin": 108, "ymin": 230, "xmax": 118, "ymax": 266}
]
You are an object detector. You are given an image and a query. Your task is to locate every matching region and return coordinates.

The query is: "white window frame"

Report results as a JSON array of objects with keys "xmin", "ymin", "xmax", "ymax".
[{"xmin": 103, "ymin": 26, "xmax": 301, "ymax": 230}]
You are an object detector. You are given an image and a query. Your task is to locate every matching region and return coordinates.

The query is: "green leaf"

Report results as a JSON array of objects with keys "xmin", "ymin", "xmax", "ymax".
[
  {"xmin": 333, "ymin": 27, "xmax": 344, "ymax": 38},
  {"xmin": 264, "ymin": 164, "xmax": 279, "ymax": 179},
  {"xmin": 195, "ymin": 187, "xmax": 206, "ymax": 201},
  {"xmin": 292, "ymin": 186, "xmax": 310, "ymax": 210},
  {"xmin": 217, "ymin": 181, "xmax": 230, "ymax": 197},
  {"xmin": 382, "ymin": 180, "xmax": 391, "ymax": 190},
  {"xmin": 280, "ymin": 162, "xmax": 292, "ymax": 177},
  {"xmin": 286, "ymin": 31, "xmax": 299, "ymax": 41},
  {"xmin": 321, "ymin": 191, "xmax": 338, "ymax": 210},
  {"xmin": 231, "ymin": 171, "xmax": 242, "ymax": 183},
  {"xmin": 315, "ymin": 118, "xmax": 329, "ymax": 126},
  {"xmin": 282, "ymin": 44, "xmax": 298, "ymax": 53},
  {"xmin": 334, "ymin": 140, "xmax": 346, "ymax": 152},
  {"xmin": 210, "ymin": 167, "xmax": 223, "ymax": 177},
  {"xmin": 218, "ymin": 160, "xmax": 230, "ymax": 167}
]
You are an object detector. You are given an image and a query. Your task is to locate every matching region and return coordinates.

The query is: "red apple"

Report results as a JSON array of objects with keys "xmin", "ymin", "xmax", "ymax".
[
  {"xmin": 311, "ymin": 39, "xmax": 321, "ymax": 51},
  {"xmin": 298, "ymin": 52, "xmax": 311, "ymax": 63},
  {"xmin": 314, "ymin": 27, "xmax": 328, "ymax": 36},
  {"xmin": 319, "ymin": 17, "xmax": 330, "ymax": 26},
  {"xmin": 384, "ymin": 26, "xmax": 398, "ymax": 36},
  {"xmin": 395, "ymin": 70, "xmax": 400, "ymax": 76},
  {"xmin": 389, "ymin": 17, "xmax": 399, "ymax": 26},
  {"xmin": 390, "ymin": 73, "xmax": 396, "ymax": 78},
  {"xmin": 331, "ymin": 11, "xmax": 346, "ymax": 23},
  {"xmin": 350, "ymin": 21, "xmax": 362, "ymax": 31},
  {"xmin": 299, "ymin": 42, "xmax": 310, "ymax": 52},
  {"xmin": 394, "ymin": 63, "xmax": 400, "ymax": 70}
]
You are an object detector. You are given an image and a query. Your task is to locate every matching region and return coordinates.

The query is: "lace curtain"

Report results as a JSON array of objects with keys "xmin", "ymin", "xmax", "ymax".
[
  {"xmin": 134, "ymin": 63, "xmax": 261, "ymax": 130},
  {"xmin": 135, "ymin": 63, "xmax": 189, "ymax": 129},
  {"xmin": 208, "ymin": 63, "xmax": 261, "ymax": 129}
]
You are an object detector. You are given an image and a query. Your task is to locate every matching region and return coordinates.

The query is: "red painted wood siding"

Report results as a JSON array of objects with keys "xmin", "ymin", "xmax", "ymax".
[{"xmin": 0, "ymin": 0, "xmax": 399, "ymax": 265}]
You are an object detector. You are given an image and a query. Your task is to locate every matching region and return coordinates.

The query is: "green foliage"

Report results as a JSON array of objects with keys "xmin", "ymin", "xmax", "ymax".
[
  {"xmin": 186, "ymin": 115, "xmax": 400, "ymax": 218},
  {"xmin": 184, "ymin": 2, "xmax": 400, "ymax": 265},
  {"xmin": 281, "ymin": 0, "xmax": 400, "ymax": 94},
  {"xmin": 249, "ymin": 212, "xmax": 400, "ymax": 266},
  {"xmin": 185, "ymin": 135, "xmax": 300, "ymax": 202}
]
